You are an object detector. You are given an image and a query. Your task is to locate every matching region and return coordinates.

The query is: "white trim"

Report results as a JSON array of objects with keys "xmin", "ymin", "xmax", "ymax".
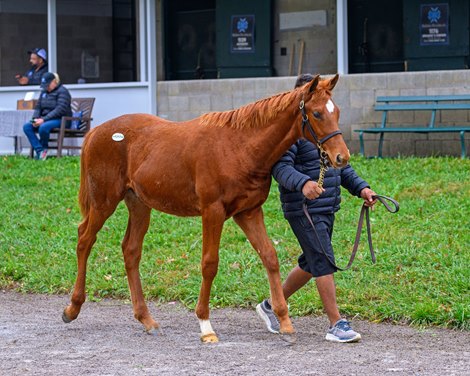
[
  {"xmin": 336, "ymin": 0, "xmax": 348, "ymax": 74},
  {"xmin": 47, "ymin": 0, "xmax": 57, "ymax": 72},
  {"xmin": 0, "ymin": 81, "xmax": 149, "ymax": 93},
  {"xmin": 146, "ymin": 0, "xmax": 157, "ymax": 115},
  {"xmin": 139, "ymin": 0, "xmax": 148, "ymax": 82}
]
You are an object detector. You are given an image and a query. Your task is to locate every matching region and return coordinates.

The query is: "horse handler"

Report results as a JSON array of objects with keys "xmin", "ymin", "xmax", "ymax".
[{"xmin": 256, "ymin": 74, "xmax": 377, "ymax": 343}]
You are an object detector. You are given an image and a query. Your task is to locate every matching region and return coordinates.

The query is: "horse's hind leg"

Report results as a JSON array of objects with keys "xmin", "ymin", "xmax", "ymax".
[
  {"xmin": 233, "ymin": 207, "xmax": 295, "ymax": 341},
  {"xmin": 63, "ymin": 204, "xmax": 117, "ymax": 323},
  {"xmin": 122, "ymin": 190, "xmax": 159, "ymax": 334}
]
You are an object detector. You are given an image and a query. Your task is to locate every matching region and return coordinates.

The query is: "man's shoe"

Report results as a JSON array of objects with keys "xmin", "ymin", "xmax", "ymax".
[
  {"xmin": 325, "ymin": 319, "xmax": 361, "ymax": 343},
  {"xmin": 39, "ymin": 149, "xmax": 48, "ymax": 161},
  {"xmin": 256, "ymin": 299, "xmax": 280, "ymax": 334}
]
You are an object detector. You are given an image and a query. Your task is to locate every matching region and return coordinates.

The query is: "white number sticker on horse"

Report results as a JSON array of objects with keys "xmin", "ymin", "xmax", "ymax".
[
  {"xmin": 326, "ymin": 99, "xmax": 335, "ymax": 113},
  {"xmin": 112, "ymin": 133, "xmax": 125, "ymax": 142}
]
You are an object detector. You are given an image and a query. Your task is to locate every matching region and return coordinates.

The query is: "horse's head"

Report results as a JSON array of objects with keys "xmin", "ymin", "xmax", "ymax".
[{"xmin": 297, "ymin": 74, "xmax": 350, "ymax": 168}]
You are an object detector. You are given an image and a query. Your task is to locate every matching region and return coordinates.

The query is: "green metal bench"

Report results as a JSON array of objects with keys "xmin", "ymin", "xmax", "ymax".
[{"xmin": 354, "ymin": 95, "xmax": 470, "ymax": 158}]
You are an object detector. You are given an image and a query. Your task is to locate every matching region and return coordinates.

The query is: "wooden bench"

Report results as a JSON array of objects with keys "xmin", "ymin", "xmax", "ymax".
[
  {"xmin": 354, "ymin": 95, "xmax": 470, "ymax": 158},
  {"xmin": 28, "ymin": 97, "xmax": 95, "ymax": 158},
  {"xmin": 53, "ymin": 97, "xmax": 95, "ymax": 157}
]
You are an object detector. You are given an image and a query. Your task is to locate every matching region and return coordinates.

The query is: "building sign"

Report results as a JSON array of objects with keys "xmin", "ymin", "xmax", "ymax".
[
  {"xmin": 231, "ymin": 15, "xmax": 255, "ymax": 53},
  {"xmin": 420, "ymin": 3, "xmax": 449, "ymax": 45}
]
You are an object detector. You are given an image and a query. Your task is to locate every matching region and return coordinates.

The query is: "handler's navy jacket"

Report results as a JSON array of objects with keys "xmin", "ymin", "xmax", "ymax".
[{"xmin": 272, "ymin": 139, "xmax": 370, "ymax": 218}]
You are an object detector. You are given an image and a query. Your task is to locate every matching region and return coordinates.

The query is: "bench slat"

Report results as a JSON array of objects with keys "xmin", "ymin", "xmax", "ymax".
[
  {"xmin": 377, "ymin": 95, "xmax": 470, "ymax": 102},
  {"xmin": 354, "ymin": 127, "xmax": 470, "ymax": 133},
  {"xmin": 375, "ymin": 103, "xmax": 470, "ymax": 111}
]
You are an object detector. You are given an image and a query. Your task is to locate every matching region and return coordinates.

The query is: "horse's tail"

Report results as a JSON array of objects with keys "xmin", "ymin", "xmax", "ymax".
[{"xmin": 77, "ymin": 131, "xmax": 93, "ymax": 219}]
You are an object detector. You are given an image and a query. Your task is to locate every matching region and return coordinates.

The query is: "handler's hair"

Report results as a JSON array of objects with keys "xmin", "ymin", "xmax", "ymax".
[
  {"xmin": 295, "ymin": 73, "xmax": 314, "ymax": 88},
  {"xmin": 52, "ymin": 72, "xmax": 60, "ymax": 84}
]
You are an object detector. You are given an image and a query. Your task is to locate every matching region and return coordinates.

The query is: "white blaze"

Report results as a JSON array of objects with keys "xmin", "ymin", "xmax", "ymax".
[{"xmin": 326, "ymin": 99, "xmax": 335, "ymax": 113}]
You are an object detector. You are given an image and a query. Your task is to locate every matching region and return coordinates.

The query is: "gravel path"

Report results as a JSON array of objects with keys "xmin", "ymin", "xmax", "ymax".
[{"xmin": 1, "ymin": 290, "xmax": 469, "ymax": 376}]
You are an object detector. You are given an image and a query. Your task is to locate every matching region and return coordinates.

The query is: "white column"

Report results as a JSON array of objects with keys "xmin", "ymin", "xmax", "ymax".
[
  {"xmin": 47, "ymin": 0, "xmax": 57, "ymax": 72},
  {"xmin": 146, "ymin": 0, "xmax": 157, "ymax": 115},
  {"xmin": 139, "ymin": 0, "xmax": 148, "ymax": 82},
  {"xmin": 336, "ymin": 0, "xmax": 348, "ymax": 75}
]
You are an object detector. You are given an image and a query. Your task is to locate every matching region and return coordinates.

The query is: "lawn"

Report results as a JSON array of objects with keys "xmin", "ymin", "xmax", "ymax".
[{"xmin": 0, "ymin": 155, "xmax": 468, "ymax": 329}]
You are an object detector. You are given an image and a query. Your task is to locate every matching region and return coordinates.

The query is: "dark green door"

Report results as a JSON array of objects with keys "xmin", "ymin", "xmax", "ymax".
[
  {"xmin": 403, "ymin": 0, "xmax": 469, "ymax": 70},
  {"xmin": 215, "ymin": 0, "xmax": 272, "ymax": 78},
  {"xmin": 348, "ymin": 0, "xmax": 404, "ymax": 73},
  {"xmin": 165, "ymin": 0, "xmax": 216, "ymax": 80}
]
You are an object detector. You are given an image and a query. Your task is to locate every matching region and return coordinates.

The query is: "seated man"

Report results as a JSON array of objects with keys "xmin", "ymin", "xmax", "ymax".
[
  {"xmin": 23, "ymin": 72, "xmax": 72, "ymax": 160},
  {"xmin": 15, "ymin": 48, "xmax": 48, "ymax": 85}
]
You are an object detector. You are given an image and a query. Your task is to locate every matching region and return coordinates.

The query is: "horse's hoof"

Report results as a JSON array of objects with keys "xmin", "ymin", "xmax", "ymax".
[
  {"xmin": 62, "ymin": 310, "xmax": 73, "ymax": 324},
  {"xmin": 279, "ymin": 332, "xmax": 297, "ymax": 344},
  {"xmin": 200, "ymin": 333, "xmax": 219, "ymax": 343},
  {"xmin": 145, "ymin": 326, "xmax": 162, "ymax": 336}
]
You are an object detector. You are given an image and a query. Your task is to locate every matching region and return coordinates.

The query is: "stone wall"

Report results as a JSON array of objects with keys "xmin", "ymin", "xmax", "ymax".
[{"xmin": 156, "ymin": 70, "xmax": 470, "ymax": 157}]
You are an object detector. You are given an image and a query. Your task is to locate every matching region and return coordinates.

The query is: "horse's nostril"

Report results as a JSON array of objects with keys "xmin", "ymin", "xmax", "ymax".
[{"xmin": 336, "ymin": 154, "xmax": 343, "ymax": 165}]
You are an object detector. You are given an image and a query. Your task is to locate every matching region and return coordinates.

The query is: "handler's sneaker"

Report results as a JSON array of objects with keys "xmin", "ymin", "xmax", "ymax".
[
  {"xmin": 39, "ymin": 149, "xmax": 48, "ymax": 161},
  {"xmin": 256, "ymin": 299, "xmax": 280, "ymax": 334},
  {"xmin": 325, "ymin": 319, "xmax": 361, "ymax": 343}
]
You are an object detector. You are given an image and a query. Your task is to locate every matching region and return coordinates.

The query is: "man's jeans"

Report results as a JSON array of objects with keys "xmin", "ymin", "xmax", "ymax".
[{"xmin": 23, "ymin": 119, "xmax": 61, "ymax": 155}]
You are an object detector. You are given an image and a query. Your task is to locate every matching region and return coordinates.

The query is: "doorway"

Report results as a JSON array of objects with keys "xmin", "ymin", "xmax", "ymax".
[
  {"xmin": 348, "ymin": 0, "xmax": 404, "ymax": 73},
  {"xmin": 164, "ymin": 0, "xmax": 216, "ymax": 80}
]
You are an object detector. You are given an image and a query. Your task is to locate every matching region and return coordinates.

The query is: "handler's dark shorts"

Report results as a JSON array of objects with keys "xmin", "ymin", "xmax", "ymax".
[{"xmin": 287, "ymin": 213, "xmax": 337, "ymax": 277}]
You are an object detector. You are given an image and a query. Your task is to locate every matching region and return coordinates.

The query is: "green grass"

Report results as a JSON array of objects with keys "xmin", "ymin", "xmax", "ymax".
[{"xmin": 1, "ymin": 155, "xmax": 469, "ymax": 329}]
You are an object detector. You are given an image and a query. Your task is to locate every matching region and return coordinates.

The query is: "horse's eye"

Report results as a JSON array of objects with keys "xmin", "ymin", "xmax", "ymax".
[{"xmin": 313, "ymin": 111, "xmax": 321, "ymax": 119}]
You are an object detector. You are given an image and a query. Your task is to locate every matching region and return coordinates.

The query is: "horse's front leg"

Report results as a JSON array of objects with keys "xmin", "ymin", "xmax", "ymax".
[
  {"xmin": 233, "ymin": 207, "xmax": 296, "ymax": 340},
  {"xmin": 196, "ymin": 203, "xmax": 225, "ymax": 343}
]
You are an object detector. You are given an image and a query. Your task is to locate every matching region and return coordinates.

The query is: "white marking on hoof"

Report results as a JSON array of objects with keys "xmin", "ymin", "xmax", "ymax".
[
  {"xmin": 326, "ymin": 99, "xmax": 335, "ymax": 113},
  {"xmin": 199, "ymin": 319, "xmax": 215, "ymax": 336},
  {"xmin": 199, "ymin": 319, "xmax": 218, "ymax": 342}
]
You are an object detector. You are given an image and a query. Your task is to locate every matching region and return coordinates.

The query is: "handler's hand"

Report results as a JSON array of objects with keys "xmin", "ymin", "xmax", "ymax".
[
  {"xmin": 302, "ymin": 180, "xmax": 325, "ymax": 200},
  {"xmin": 32, "ymin": 118, "xmax": 44, "ymax": 127},
  {"xmin": 360, "ymin": 188, "xmax": 377, "ymax": 208}
]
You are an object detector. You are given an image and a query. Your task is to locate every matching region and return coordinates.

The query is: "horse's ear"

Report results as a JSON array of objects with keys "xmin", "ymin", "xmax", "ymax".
[
  {"xmin": 327, "ymin": 74, "xmax": 339, "ymax": 91},
  {"xmin": 307, "ymin": 74, "xmax": 321, "ymax": 93}
]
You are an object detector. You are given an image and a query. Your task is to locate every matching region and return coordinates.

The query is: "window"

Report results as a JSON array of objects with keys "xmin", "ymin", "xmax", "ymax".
[
  {"xmin": 0, "ymin": 0, "xmax": 139, "ymax": 86},
  {"xmin": 56, "ymin": 0, "xmax": 138, "ymax": 84},
  {"xmin": 0, "ymin": 0, "xmax": 47, "ymax": 86}
]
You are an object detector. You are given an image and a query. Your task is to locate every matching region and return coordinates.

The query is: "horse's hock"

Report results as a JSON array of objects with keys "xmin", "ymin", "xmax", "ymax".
[{"xmin": 156, "ymin": 70, "xmax": 470, "ymax": 158}]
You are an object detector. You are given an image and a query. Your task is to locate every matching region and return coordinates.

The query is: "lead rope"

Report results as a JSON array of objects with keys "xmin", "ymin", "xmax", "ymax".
[
  {"xmin": 316, "ymin": 144, "xmax": 329, "ymax": 189},
  {"xmin": 302, "ymin": 194, "xmax": 399, "ymax": 271}
]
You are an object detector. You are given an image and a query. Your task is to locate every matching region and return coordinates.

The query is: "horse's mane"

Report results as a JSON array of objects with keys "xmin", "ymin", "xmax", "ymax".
[
  {"xmin": 199, "ymin": 90, "xmax": 295, "ymax": 129},
  {"xmin": 199, "ymin": 83, "xmax": 331, "ymax": 129}
]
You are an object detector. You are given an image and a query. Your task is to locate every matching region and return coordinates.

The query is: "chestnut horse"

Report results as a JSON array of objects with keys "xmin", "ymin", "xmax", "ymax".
[{"xmin": 62, "ymin": 74, "xmax": 349, "ymax": 343}]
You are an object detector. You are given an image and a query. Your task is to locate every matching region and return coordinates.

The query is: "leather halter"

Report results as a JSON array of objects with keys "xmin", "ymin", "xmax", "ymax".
[
  {"xmin": 299, "ymin": 99, "xmax": 342, "ymax": 147},
  {"xmin": 299, "ymin": 99, "xmax": 343, "ymax": 187}
]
